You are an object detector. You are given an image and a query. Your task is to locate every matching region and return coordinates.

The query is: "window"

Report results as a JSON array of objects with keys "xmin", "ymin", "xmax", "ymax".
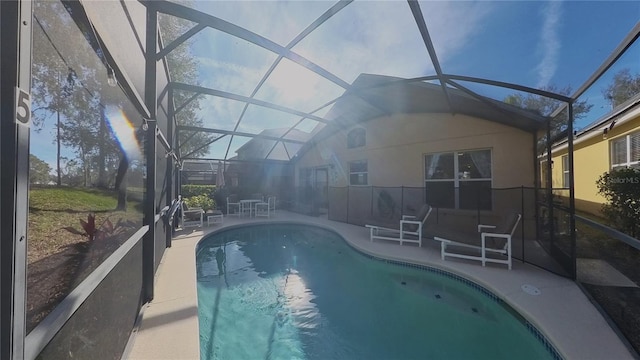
[
  {"xmin": 349, "ymin": 160, "xmax": 368, "ymax": 185},
  {"xmin": 347, "ymin": 128, "xmax": 366, "ymax": 148},
  {"xmin": 611, "ymin": 131, "xmax": 640, "ymax": 170},
  {"xmin": 562, "ymin": 155, "xmax": 570, "ymax": 188},
  {"xmin": 424, "ymin": 149, "xmax": 492, "ymax": 210}
]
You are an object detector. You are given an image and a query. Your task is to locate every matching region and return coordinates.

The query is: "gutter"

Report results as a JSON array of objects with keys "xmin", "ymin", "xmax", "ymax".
[{"xmin": 551, "ymin": 97, "xmax": 640, "ymax": 155}]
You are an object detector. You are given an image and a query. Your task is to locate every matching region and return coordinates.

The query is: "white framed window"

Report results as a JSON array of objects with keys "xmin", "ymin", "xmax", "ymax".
[
  {"xmin": 424, "ymin": 149, "xmax": 492, "ymax": 210},
  {"xmin": 349, "ymin": 160, "xmax": 368, "ymax": 186},
  {"xmin": 611, "ymin": 131, "xmax": 640, "ymax": 170},
  {"xmin": 347, "ymin": 128, "xmax": 366, "ymax": 149},
  {"xmin": 562, "ymin": 155, "xmax": 570, "ymax": 188}
]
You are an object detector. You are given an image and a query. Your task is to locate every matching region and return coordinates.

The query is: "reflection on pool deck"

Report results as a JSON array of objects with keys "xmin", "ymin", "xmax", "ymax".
[{"xmin": 125, "ymin": 211, "xmax": 634, "ymax": 360}]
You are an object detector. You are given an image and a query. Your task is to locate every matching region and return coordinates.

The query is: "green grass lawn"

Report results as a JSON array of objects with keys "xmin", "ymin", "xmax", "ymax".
[
  {"xmin": 27, "ymin": 186, "xmax": 143, "ymax": 332},
  {"xmin": 28, "ymin": 187, "xmax": 143, "ymax": 263}
]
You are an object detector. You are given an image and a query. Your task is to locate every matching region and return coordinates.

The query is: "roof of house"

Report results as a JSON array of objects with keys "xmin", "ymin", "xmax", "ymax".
[
  {"xmin": 294, "ymin": 73, "xmax": 550, "ymax": 160},
  {"xmin": 551, "ymin": 92, "xmax": 640, "ymax": 153},
  {"xmin": 235, "ymin": 127, "xmax": 310, "ymax": 161}
]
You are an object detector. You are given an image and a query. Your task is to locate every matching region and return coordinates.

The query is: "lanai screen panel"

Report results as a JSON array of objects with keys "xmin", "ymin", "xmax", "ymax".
[
  {"xmin": 190, "ymin": 27, "xmax": 280, "ymax": 97},
  {"xmin": 158, "ymin": 0, "xmax": 640, "ymax": 162},
  {"xmin": 573, "ymin": 39, "xmax": 640, "ymax": 132},
  {"xmin": 422, "ymin": 1, "xmax": 640, "ymax": 91},
  {"xmin": 290, "ymin": 0, "xmax": 435, "ymax": 83}
]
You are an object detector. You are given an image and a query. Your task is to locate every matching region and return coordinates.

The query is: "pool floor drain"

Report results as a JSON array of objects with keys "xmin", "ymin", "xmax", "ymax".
[{"xmin": 521, "ymin": 284, "xmax": 541, "ymax": 295}]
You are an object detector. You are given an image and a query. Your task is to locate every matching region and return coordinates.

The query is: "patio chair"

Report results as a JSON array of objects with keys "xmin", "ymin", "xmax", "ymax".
[
  {"xmin": 241, "ymin": 193, "xmax": 264, "ymax": 217},
  {"xmin": 433, "ymin": 213, "xmax": 521, "ymax": 270},
  {"xmin": 255, "ymin": 196, "xmax": 276, "ymax": 218},
  {"xmin": 227, "ymin": 195, "xmax": 241, "ymax": 217},
  {"xmin": 181, "ymin": 201, "xmax": 203, "ymax": 228},
  {"xmin": 365, "ymin": 204, "xmax": 432, "ymax": 247}
]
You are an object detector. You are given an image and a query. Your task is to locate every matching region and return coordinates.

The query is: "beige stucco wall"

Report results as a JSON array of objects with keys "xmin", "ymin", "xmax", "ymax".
[{"xmin": 295, "ymin": 113, "xmax": 535, "ymax": 189}]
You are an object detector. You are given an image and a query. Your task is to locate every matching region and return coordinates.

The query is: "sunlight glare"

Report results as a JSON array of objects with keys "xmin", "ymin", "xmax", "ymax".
[{"xmin": 104, "ymin": 105, "xmax": 143, "ymax": 162}]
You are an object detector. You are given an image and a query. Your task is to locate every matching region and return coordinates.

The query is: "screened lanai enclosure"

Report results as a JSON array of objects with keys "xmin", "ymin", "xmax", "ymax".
[{"xmin": 2, "ymin": 0, "xmax": 640, "ymax": 359}]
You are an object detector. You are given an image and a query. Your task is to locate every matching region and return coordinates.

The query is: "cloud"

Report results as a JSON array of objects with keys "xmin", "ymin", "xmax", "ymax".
[
  {"xmin": 292, "ymin": 1, "xmax": 494, "ymax": 83},
  {"xmin": 535, "ymin": 1, "xmax": 562, "ymax": 88},
  {"xmin": 193, "ymin": 48, "xmax": 271, "ymax": 96},
  {"xmin": 196, "ymin": 1, "xmax": 332, "ymax": 46},
  {"xmin": 419, "ymin": 1, "xmax": 494, "ymax": 68},
  {"xmin": 188, "ymin": 1, "xmax": 494, "ymax": 159}
]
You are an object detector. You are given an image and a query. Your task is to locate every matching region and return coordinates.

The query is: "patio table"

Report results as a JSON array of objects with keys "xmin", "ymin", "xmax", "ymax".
[{"xmin": 239, "ymin": 199, "xmax": 262, "ymax": 217}]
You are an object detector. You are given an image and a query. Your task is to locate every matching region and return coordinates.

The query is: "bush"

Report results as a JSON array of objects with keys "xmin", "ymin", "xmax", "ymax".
[
  {"xmin": 596, "ymin": 168, "xmax": 640, "ymax": 237},
  {"xmin": 213, "ymin": 187, "xmax": 231, "ymax": 213},
  {"xmin": 184, "ymin": 194, "xmax": 215, "ymax": 212},
  {"xmin": 181, "ymin": 185, "xmax": 215, "ymax": 199}
]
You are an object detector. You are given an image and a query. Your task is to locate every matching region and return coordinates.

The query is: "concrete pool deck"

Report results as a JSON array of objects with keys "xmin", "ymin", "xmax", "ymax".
[{"xmin": 125, "ymin": 211, "xmax": 634, "ymax": 360}]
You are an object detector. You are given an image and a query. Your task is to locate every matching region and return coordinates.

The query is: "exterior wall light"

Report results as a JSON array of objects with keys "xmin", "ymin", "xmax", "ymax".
[{"xmin": 107, "ymin": 66, "xmax": 117, "ymax": 87}]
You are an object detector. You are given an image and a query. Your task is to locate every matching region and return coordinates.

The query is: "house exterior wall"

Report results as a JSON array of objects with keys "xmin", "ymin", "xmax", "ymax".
[
  {"xmin": 295, "ymin": 113, "xmax": 535, "ymax": 189},
  {"xmin": 551, "ymin": 113, "xmax": 640, "ymax": 216}
]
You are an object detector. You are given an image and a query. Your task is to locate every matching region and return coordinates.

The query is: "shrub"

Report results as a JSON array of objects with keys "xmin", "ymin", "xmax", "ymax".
[
  {"xmin": 596, "ymin": 168, "xmax": 640, "ymax": 237},
  {"xmin": 213, "ymin": 187, "xmax": 230, "ymax": 213},
  {"xmin": 184, "ymin": 194, "xmax": 215, "ymax": 212},
  {"xmin": 181, "ymin": 185, "xmax": 215, "ymax": 199}
]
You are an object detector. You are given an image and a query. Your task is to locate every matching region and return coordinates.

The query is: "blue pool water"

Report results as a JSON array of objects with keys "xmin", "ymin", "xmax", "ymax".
[{"xmin": 196, "ymin": 224, "xmax": 559, "ymax": 360}]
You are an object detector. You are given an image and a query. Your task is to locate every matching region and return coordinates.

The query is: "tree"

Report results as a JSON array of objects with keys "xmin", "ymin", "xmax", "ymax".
[
  {"xmin": 603, "ymin": 68, "xmax": 640, "ymax": 109},
  {"xmin": 30, "ymin": 155, "xmax": 53, "ymax": 185},
  {"xmin": 31, "ymin": 1, "xmax": 122, "ymax": 188},
  {"xmin": 504, "ymin": 85, "xmax": 593, "ymax": 137},
  {"xmin": 61, "ymin": 158, "xmax": 85, "ymax": 187},
  {"xmin": 596, "ymin": 168, "xmax": 640, "ymax": 238},
  {"xmin": 31, "ymin": 6, "xmax": 74, "ymax": 186},
  {"xmin": 159, "ymin": 7, "xmax": 215, "ymax": 159}
]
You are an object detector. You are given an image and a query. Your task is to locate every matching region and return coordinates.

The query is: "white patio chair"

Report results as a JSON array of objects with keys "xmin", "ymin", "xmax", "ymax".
[
  {"xmin": 255, "ymin": 196, "xmax": 276, "ymax": 218},
  {"xmin": 227, "ymin": 195, "xmax": 241, "ymax": 217},
  {"xmin": 365, "ymin": 204, "xmax": 432, "ymax": 247},
  {"xmin": 433, "ymin": 213, "xmax": 521, "ymax": 270},
  {"xmin": 180, "ymin": 201, "xmax": 203, "ymax": 228}
]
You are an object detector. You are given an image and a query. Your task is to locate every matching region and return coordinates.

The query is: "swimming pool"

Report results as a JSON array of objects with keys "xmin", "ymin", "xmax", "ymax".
[{"xmin": 196, "ymin": 224, "xmax": 560, "ymax": 360}]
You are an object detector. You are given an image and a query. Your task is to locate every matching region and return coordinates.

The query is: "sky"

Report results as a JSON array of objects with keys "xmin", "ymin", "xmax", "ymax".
[
  {"xmin": 178, "ymin": 0, "xmax": 640, "ymax": 160},
  {"xmin": 31, "ymin": 1, "xmax": 640, "ymax": 170}
]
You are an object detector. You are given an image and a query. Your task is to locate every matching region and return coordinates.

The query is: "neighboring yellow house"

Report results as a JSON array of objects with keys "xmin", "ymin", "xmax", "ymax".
[{"xmin": 550, "ymin": 96, "xmax": 640, "ymax": 216}]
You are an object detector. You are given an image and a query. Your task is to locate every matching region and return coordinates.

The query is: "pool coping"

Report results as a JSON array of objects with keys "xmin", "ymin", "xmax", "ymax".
[{"xmin": 125, "ymin": 212, "xmax": 635, "ymax": 360}]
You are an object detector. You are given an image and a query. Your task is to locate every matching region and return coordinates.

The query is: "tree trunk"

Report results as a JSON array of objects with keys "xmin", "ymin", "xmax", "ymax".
[
  {"xmin": 114, "ymin": 154, "xmax": 129, "ymax": 211},
  {"xmin": 96, "ymin": 114, "xmax": 107, "ymax": 188},
  {"xmin": 56, "ymin": 110, "xmax": 62, "ymax": 186}
]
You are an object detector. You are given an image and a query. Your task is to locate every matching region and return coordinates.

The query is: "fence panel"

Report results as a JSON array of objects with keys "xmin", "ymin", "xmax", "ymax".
[
  {"xmin": 576, "ymin": 216, "xmax": 640, "ymax": 354},
  {"xmin": 328, "ymin": 187, "xmax": 348, "ymax": 223},
  {"xmin": 311, "ymin": 185, "xmax": 640, "ymax": 353},
  {"xmin": 347, "ymin": 186, "xmax": 373, "ymax": 226}
]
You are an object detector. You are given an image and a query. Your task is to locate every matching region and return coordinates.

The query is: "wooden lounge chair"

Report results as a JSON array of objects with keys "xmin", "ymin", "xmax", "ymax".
[
  {"xmin": 365, "ymin": 204, "xmax": 432, "ymax": 247},
  {"xmin": 433, "ymin": 213, "xmax": 521, "ymax": 270}
]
